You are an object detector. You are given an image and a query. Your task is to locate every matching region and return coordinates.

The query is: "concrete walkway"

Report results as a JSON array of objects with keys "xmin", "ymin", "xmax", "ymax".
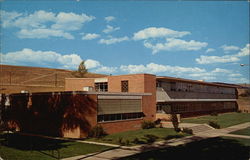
[{"xmin": 62, "ymin": 122, "xmax": 250, "ymax": 160}]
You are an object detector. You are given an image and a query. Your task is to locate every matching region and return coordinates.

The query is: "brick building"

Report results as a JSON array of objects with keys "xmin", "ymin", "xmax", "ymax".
[{"xmin": 1, "ymin": 73, "xmax": 237, "ymax": 138}]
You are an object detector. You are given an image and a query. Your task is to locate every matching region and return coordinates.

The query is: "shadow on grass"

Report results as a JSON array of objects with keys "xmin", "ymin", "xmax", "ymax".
[
  {"xmin": 118, "ymin": 137, "xmax": 250, "ymax": 160},
  {"xmin": 0, "ymin": 133, "xmax": 69, "ymax": 159}
]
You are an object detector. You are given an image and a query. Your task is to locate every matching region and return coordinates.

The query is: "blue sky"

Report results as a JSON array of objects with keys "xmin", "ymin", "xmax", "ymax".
[{"xmin": 0, "ymin": 0, "xmax": 249, "ymax": 83}]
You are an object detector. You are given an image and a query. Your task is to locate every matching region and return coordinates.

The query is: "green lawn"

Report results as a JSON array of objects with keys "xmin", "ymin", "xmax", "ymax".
[
  {"xmin": 230, "ymin": 127, "xmax": 250, "ymax": 136},
  {"xmin": 119, "ymin": 137, "xmax": 250, "ymax": 160},
  {"xmin": 181, "ymin": 112, "xmax": 250, "ymax": 128},
  {"xmin": 86, "ymin": 128, "xmax": 188, "ymax": 146},
  {"xmin": 0, "ymin": 133, "xmax": 113, "ymax": 160}
]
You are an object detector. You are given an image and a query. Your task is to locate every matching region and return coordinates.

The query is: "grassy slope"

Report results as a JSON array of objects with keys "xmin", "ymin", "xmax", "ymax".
[
  {"xmin": 87, "ymin": 128, "xmax": 188, "ymax": 145},
  {"xmin": 230, "ymin": 127, "xmax": 250, "ymax": 136},
  {"xmin": 0, "ymin": 64, "xmax": 106, "ymax": 93},
  {"xmin": 0, "ymin": 133, "xmax": 112, "ymax": 160},
  {"xmin": 181, "ymin": 112, "xmax": 250, "ymax": 128}
]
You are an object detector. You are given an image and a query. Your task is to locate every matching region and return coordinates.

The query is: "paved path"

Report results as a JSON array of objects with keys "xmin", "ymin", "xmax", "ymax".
[{"xmin": 62, "ymin": 122, "xmax": 250, "ymax": 160}]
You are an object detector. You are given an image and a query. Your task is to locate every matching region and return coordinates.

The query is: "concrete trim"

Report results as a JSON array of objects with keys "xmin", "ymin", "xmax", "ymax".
[{"xmin": 98, "ymin": 95, "xmax": 142, "ymax": 99}]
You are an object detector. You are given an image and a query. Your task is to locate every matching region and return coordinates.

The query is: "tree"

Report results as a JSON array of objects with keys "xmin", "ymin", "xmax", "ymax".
[{"xmin": 72, "ymin": 61, "xmax": 88, "ymax": 78}]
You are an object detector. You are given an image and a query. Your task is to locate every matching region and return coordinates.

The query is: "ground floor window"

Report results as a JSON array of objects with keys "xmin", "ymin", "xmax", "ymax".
[{"xmin": 97, "ymin": 112, "xmax": 144, "ymax": 122}]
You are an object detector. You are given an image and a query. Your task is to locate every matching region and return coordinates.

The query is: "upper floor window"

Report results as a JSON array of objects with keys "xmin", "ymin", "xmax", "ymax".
[
  {"xmin": 95, "ymin": 82, "xmax": 108, "ymax": 92},
  {"xmin": 121, "ymin": 80, "xmax": 129, "ymax": 92}
]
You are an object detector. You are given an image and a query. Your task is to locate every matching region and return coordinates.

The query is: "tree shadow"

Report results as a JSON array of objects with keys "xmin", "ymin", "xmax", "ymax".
[{"xmin": 118, "ymin": 137, "xmax": 250, "ymax": 160}]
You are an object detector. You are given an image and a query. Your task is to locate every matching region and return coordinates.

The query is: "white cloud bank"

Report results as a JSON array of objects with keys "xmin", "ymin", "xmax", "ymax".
[
  {"xmin": 102, "ymin": 25, "xmax": 120, "ymax": 34},
  {"xmin": 132, "ymin": 27, "xmax": 207, "ymax": 54},
  {"xmin": 221, "ymin": 45, "xmax": 240, "ymax": 53},
  {"xmin": 196, "ymin": 44, "xmax": 250, "ymax": 64},
  {"xmin": 144, "ymin": 38, "xmax": 208, "ymax": 54},
  {"xmin": 104, "ymin": 16, "xmax": 115, "ymax": 22},
  {"xmin": 1, "ymin": 10, "xmax": 95, "ymax": 39},
  {"xmin": 133, "ymin": 27, "xmax": 190, "ymax": 40},
  {"xmin": 99, "ymin": 36, "xmax": 129, "ymax": 45},
  {"xmin": 81, "ymin": 33, "xmax": 100, "ymax": 40},
  {"xmin": 206, "ymin": 48, "xmax": 215, "ymax": 53}
]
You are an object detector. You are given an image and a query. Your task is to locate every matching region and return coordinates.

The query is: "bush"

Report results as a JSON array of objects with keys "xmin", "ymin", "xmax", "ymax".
[
  {"xmin": 88, "ymin": 125, "xmax": 106, "ymax": 138},
  {"xmin": 125, "ymin": 139, "xmax": 130, "ymax": 146},
  {"xmin": 182, "ymin": 128, "xmax": 193, "ymax": 135},
  {"xmin": 117, "ymin": 137, "xmax": 124, "ymax": 145},
  {"xmin": 141, "ymin": 120, "xmax": 155, "ymax": 129},
  {"xmin": 210, "ymin": 112, "xmax": 218, "ymax": 116},
  {"xmin": 132, "ymin": 137, "xmax": 140, "ymax": 144},
  {"xmin": 209, "ymin": 121, "xmax": 220, "ymax": 129},
  {"xmin": 164, "ymin": 134, "xmax": 184, "ymax": 140},
  {"xmin": 144, "ymin": 134, "xmax": 158, "ymax": 143}
]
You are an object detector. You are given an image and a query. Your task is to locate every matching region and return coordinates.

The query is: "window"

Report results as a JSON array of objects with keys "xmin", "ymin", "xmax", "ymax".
[
  {"xmin": 97, "ymin": 112, "xmax": 143, "ymax": 122},
  {"xmin": 121, "ymin": 80, "xmax": 129, "ymax": 92},
  {"xmin": 95, "ymin": 82, "xmax": 108, "ymax": 92},
  {"xmin": 170, "ymin": 82, "xmax": 176, "ymax": 91}
]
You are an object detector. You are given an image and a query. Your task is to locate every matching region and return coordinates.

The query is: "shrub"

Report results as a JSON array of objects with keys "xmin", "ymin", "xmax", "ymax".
[
  {"xmin": 209, "ymin": 121, "xmax": 220, "ymax": 129},
  {"xmin": 141, "ymin": 120, "xmax": 155, "ymax": 129},
  {"xmin": 144, "ymin": 134, "xmax": 158, "ymax": 143},
  {"xmin": 88, "ymin": 125, "xmax": 106, "ymax": 138},
  {"xmin": 210, "ymin": 112, "xmax": 218, "ymax": 116},
  {"xmin": 125, "ymin": 139, "xmax": 130, "ymax": 146},
  {"xmin": 132, "ymin": 137, "xmax": 140, "ymax": 144},
  {"xmin": 182, "ymin": 128, "xmax": 193, "ymax": 135},
  {"xmin": 164, "ymin": 134, "xmax": 184, "ymax": 140},
  {"xmin": 117, "ymin": 137, "xmax": 124, "ymax": 145}
]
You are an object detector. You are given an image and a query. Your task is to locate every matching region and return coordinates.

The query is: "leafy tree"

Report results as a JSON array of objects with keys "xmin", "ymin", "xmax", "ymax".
[{"xmin": 72, "ymin": 61, "xmax": 88, "ymax": 78}]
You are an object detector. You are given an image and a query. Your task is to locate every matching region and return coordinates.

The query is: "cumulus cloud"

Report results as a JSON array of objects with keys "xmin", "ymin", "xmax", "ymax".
[
  {"xmin": 133, "ymin": 27, "xmax": 190, "ymax": 40},
  {"xmin": 196, "ymin": 44, "xmax": 249, "ymax": 64},
  {"xmin": 221, "ymin": 45, "xmax": 240, "ymax": 53},
  {"xmin": 85, "ymin": 59, "xmax": 101, "ymax": 69},
  {"xmin": 17, "ymin": 28, "xmax": 74, "ymax": 39},
  {"xmin": 1, "ymin": 10, "xmax": 95, "ymax": 39},
  {"xmin": 120, "ymin": 63, "xmax": 206, "ymax": 74},
  {"xmin": 102, "ymin": 25, "xmax": 120, "ymax": 33},
  {"xmin": 144, "ymin": 38, "xmax": 208, "ymax": 54},
  {"xmin": 94, "ymin": 66, "xmax": 117, "ymax": 73},
  {"xmin": 81, "ymin": 33, "xmax": 100, "ymax": 40},
  {"xmin": 0, "ymin": 48, "xmax": 82, "ymax": 69},
  {"xmin": 104, "ymin": 16, "xmax": 115, "ymax": 22},
  {"xmin": 99, "ymin": 36, "xmax": 129, "ymax": 45},
  {"xmin": 206, "ymin": 48, "xmax": 215, "ymax": 53}
]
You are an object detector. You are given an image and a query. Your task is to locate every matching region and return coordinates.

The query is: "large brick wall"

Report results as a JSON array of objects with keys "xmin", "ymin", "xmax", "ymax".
[{"xmin": 65, "ymin": 78, "xmax": 94, "ymax": 91}]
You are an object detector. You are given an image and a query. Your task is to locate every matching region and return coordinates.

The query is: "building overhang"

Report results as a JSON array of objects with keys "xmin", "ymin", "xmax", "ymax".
[{"xmin": 157, "ymin": 99, "xmax": 237, "ymax": 103}]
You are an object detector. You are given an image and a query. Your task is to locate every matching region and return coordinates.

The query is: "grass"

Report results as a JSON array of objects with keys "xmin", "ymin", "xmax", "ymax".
[
  {"xmin": 86, "ymin": 128, "xmax": 189, "ymax": 146},
  {"xmin": 119, "ymin": 137, "xmax": 250, "ymax": 160},
  {"xmin": 181, "ymin": 112, "xmax": 250, "ymax": 128},
  {"xmin": 230, "ymin": 127, "xmax": 250, "ymax": 136},
  {"xmin": 0, "ymin": 133, "xmax": 113, "ymax": 160}
]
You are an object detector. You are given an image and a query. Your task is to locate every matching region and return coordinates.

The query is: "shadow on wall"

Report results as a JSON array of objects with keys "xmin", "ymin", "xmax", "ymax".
[{"xmin": 1, "ymin": 92, "xmax": 96, "ymax": 137}]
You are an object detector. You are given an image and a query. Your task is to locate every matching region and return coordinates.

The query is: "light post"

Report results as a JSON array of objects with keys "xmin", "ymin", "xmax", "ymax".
[{"xmin": 240, "ymin": 64, "xmax": 249, "ymax": 66}]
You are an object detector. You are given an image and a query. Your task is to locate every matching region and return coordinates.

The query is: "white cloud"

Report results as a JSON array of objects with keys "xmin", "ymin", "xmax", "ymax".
[
  {"xmin": 206, "ymin": 48, "xmax": 215, "ymax": 53},
  {"xmin": 229, "ymin": 73, "xmax": 242, "ymax": 77},
  {"xmin": 99, "ymin": 36, "xmax": 129, "ymax": 45},
  {"xmin": 81, "ymin": 33, "xmax": 100, "ymax": 40},
  {"xmin": 1, "ymin": 10, "xmax": 95, "ymax": 39},
  {"xmin": 94, "ymin": 66, "xmax": 117, "ymax": 73},
  {"xmin": 133, "ymin": 27, "xmax": 190, "ymax": 40},
  {"xmin": 0, "ymin": 48, "xmax": 82, "ymax": 69},
  {"xmin": 85, "ymin": 59, "xmax": 101, "ymax": 69},
  {"xmin": 144, "ymin": 38, "xmax": 208, "ymax": 54},
  {"xmin": 196, "ymin": 44, "xmax": 249, "ymax": 64},
  {"xmin": 102, "ymin": 25, "xmax": 120, "ymax": 34},
  {"xmin": 17, "ymin": 28, "xmax": 74, "ymax": 39},
  {"xmin": 120, "ymin": 63, "xmax": 206, "ymax": 74},
  {"xmin": 221, "ymin": 45, "xmax": 240, "ymax": 53},
  {"xmin": 104, "ymin": 16, "xmax": 115, "ymax": 22}
]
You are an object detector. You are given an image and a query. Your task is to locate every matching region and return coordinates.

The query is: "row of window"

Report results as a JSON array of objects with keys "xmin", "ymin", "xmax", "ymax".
[
  {"xmin": 157, "ymin": 81, "xmax": 235, "ymax": 95},
  {"xmin": 94, "ymin": 80, "xmax": 129, "ymax": 92},
  {"xmin": 157, "ymin": 102, "xmax": 236, "ymax": 113},
  {"xmin": 97, "ymin": 112, "xmax": 143, "ymax": 122}
]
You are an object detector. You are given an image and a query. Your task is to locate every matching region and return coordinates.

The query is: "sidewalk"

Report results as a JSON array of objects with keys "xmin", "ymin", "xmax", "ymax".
[{"xmin": 63, "ymin": 122, "xmax": 250, "ymax": 160}]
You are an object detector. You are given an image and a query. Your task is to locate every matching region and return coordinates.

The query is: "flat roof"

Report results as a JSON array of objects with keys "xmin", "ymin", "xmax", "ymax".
[{"xmin": 156, "ymin": 76, "xmax": 237, "ymax": 88}]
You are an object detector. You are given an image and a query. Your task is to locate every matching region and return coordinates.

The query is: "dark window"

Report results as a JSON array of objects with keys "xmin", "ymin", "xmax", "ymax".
[
  {"xmin": 170, "ymin": 82, "xmax": 176, "ymax": 91},
  {"xmin": 121, "ymin": 80, "xmax": 129, "ymax": 92},
  {"xmin": 97, "ymin": 112, "xmax": 143, "ymax": 122},
  {"xmin": 95, "ymin": 82, "xmax": 108, "ymax": 92}
]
